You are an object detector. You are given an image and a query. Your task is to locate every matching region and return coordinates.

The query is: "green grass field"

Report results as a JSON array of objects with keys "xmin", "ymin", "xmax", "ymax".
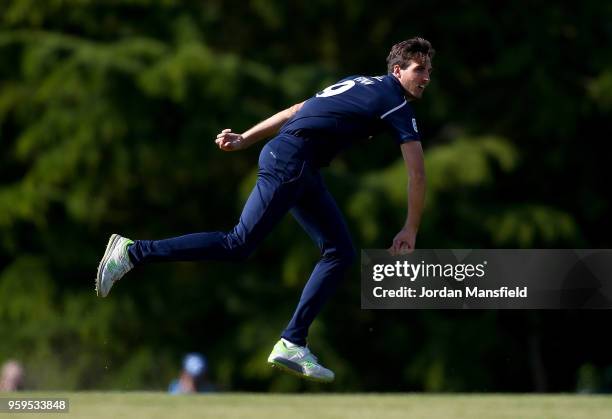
[{"xmin": 2, "ymin": 392, "xmax": 612, "ymax": 419}]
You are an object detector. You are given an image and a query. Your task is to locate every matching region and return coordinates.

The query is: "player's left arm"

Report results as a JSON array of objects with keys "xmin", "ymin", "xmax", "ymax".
[
  {"xmin": 390, "ymin": 141, "xmax": 426, "ymax": 254},
  {"xmin": 215, "ymin": 101, "xmax": 304, "ymax": 151}
]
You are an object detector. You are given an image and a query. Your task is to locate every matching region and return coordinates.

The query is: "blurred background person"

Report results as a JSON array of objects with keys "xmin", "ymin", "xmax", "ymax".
[
  {"xmin": 168, "ymin": 353, "xmax": 215, "ymax": 394},
  {"xmin": 0, "ymin": 360, "xmax": 24, "ymax": 392}
]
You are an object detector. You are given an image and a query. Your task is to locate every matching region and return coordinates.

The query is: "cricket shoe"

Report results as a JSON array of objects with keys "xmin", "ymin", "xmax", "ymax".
[
  {"xmin": 96, "ymin": 234, "xmax": 134, "ymax": 297},
  {"xmin": 267, "ymin": 339, "xmax": 335, "ymax": 383}
]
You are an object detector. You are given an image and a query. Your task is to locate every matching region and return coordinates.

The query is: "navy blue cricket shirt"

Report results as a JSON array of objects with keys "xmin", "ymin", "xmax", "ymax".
[{"xmin": 279, "ymin": 74, "xmax": 420, "ymax": 166}]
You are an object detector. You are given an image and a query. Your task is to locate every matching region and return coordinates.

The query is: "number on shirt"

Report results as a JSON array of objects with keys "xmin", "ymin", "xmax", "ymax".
[{"xmin": 315, "ymin": 80, "xmax": 356, "ymax": 98}]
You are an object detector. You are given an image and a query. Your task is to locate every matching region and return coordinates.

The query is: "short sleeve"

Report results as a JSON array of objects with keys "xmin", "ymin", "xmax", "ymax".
[{"xmin": 380, "ymin": 100, "xmax": 421, "ymax": 144}]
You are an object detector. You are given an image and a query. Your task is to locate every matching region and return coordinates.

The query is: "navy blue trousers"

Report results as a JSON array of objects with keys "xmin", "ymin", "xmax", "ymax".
[{"xmin": 128, "ymin": 134, "xmax": 356, "ymax": 346}]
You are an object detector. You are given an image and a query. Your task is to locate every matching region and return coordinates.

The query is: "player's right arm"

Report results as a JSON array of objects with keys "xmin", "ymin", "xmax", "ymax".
[{"xmin": 215, "ymin": 102, "xmax": 304, "ymax": 151}]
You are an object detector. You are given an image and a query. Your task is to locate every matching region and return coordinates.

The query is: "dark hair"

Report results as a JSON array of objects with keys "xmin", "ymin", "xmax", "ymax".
[{"xmin": 386, "ymin": 37, "xmax": 435, "ymax": 73}]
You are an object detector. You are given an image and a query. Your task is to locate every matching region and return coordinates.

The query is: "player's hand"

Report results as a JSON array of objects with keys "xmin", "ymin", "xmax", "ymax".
[
  {"xmin": 388, "ymin": 227, "xmax": 417, "ymax": 255},
  {"xmin": 215, "ymin": 129, "xmax": 245, "ymax": 151}
]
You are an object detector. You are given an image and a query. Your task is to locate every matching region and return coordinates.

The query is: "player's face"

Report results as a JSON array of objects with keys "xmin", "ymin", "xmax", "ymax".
[{"xmin": 393, "ymin": 58, "xmax": 432, "ymax": 101}]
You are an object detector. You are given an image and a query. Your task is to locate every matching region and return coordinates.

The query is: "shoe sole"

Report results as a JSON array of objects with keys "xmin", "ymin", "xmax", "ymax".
[
  {"xmin": 95, "ymin": 233, "xmax": 120, "ymax": 297},
  {"xmin": 268, "ymin": 358, "xmax": 334, "ymax": 383}
]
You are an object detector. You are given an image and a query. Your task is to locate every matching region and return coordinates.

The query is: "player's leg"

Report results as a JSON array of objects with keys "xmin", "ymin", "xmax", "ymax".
[
  {"xmin": 127, "ymin": 169, "xmax": 298, "ymax": 263},
  {"xmin": 96, "ymin": 136, "xmax": 308, "ymax": 296},
  {"xmin": 268, "ymin": 170, "xmax": 355, "ymax": 382},
  {"xmin": 283, "ymin": 171, "xmax": 356, "ymax": 345}
]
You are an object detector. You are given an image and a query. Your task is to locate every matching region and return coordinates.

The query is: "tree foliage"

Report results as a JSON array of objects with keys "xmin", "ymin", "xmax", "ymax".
[{"xmin": 1, "ymin": 0, "xmax": 611, "ymax": 391}]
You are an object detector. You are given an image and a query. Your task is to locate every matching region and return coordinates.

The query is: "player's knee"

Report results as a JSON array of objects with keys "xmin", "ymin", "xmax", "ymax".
[
  {"xmin": 224, "ymin": 233, "xmax": 256, "ymax": 261},
  {"xmin": 323, "ymin": 243, "xmax": 356, "ymax": 268}
]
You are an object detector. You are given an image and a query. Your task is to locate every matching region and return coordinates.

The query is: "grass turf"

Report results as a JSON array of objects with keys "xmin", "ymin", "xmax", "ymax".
[{"xmin": 2, "ymin": 392, "xmax": 611, "ymax": 419}]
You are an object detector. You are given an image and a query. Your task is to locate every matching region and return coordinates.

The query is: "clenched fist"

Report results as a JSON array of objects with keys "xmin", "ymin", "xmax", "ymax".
[{"xmin": 215, "ymin": 129, "xmax": 246, "ymax": 151}]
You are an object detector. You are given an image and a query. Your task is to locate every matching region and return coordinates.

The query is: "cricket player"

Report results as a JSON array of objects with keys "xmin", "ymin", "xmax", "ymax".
[{"xmin": 96, "ymin": 37, "xmax": 433, "ymax": 383}]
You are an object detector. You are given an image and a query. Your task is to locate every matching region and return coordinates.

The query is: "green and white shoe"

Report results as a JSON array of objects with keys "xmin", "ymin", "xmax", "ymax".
[
  {"xmin": 267, "ymin": 339, "xmax": 335, "ymax": 383},
  {"xmin": 96, "ymin": 234, "xmax": 134, "ymax": 298}
]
